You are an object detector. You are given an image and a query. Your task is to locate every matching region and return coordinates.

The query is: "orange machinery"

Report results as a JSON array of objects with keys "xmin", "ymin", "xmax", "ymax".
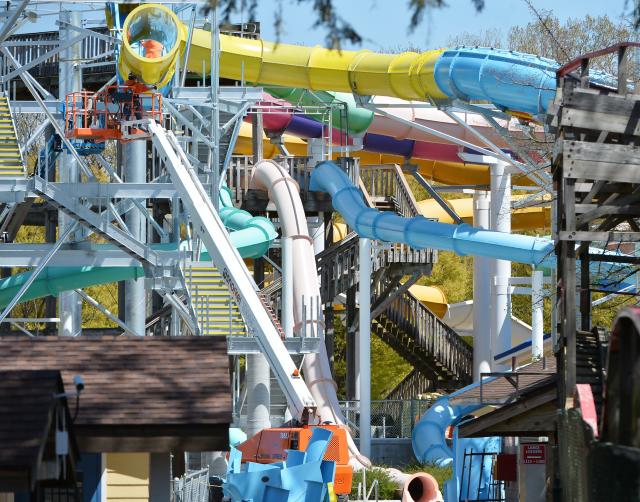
[
  {"xmin": 236, "ymin": 424, "xmax": 353, "ymax": 497},
  {"xmin": 64, "ymin": 86, "xmax": 162, "ymax": 143}
]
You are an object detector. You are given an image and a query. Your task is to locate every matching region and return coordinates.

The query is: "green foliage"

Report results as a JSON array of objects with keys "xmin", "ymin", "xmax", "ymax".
[
  {"xmin": 350, "ymin": 467, "xmax": 398, "ymax": 500},
  {"xmin": 331, "ymin": 315, "xmax": 411, "ymax": 400},
  {"xmin": 419, "ymin": 251, "xmax": 473, "ymax": 305},
  {"xmin": 404, "ymin": 461, "xmax": 453, "ymax": 489}
]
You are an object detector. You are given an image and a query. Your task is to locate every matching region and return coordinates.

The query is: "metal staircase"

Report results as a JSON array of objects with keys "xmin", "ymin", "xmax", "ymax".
[
  {"xmin": 188, "ymin": 263, "xmax": 246, "ymax": 337},
  {"xmin": 0, "ymin": 94, "xmax": 25, "ymax": 178}
]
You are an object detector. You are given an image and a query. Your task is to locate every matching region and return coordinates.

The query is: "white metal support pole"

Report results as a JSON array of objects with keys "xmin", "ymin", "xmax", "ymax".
[
  {"xmin": 245, "ymin": 354, "xmax": 272, "ymax": 436},
  {"xmin": 358, "ymin": 237, "xmax": 371, "ymax": 458},
  {"xmin": 246, "ymin": 59, "xmax": 270, "ymax": 433},
  {"xmin": 123, "ymin": 139, "xmax": 147, "ymax": 336},
  {"xmin": 58, "ymin": 10, "xmax": 82, "ymax": 337},
  {"xmin": 282, "ymin": 236, "xmax": 294, "ymax": 338},
  {"xmin": 210, "ymin": 5, "xmax": 220, "ymax": 207},
  {"xmin": 490, "ymin": 160, "xmax": 512, "ymax": 369},
  {"xmin": 472, "ymin": 190, "xmax": 492, "ymax": 380},
  {"xmin": 531, "ymin": 269, "xmax": 544, "ymax": 361}
]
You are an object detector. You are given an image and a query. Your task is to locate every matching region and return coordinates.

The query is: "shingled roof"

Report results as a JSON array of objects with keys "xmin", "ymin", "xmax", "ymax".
[
  {"xmin": 0, "ymin": 370, "xmax": 78, "ymax": 492},
  {"xmin": 0, "ymin": 336, "xmax": 231, "ymax": 452},
  {"xmin": 449, "ymin": 357, "xmax": 556, "ymax": 406}
]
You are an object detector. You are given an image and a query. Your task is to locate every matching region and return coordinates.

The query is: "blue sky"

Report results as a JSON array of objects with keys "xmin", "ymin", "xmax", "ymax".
[
  {"xmin": 25, "ymin": 0, "xmax": 630, "ymax": 50},
  {"xmin": 251, "ymin": 0, "xmax": 629, "ymax": 49}
]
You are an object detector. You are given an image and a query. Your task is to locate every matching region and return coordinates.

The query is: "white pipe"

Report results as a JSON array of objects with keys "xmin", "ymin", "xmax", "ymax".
[
  {"xmin": 57, "ymin": 10, "xmax": 82, "ymax": 337},
  {"xmin": 358, "ymin": 237, "xmax": 372, "ymax": 458},
  {"xmin": 245, "ymin": 353, "xmax": 271, "ymax": 436},
  {"xmin": 250, "ymin": 159, "xmax": 370, "ymax": 467},
  {"xmin": 490, "ymin": 160, "xmax": 512, "ymax": 369},
  {"xmin": 531, "ymin": 269, "xmax": 544, "ymax": 361},
  {"xmin": 472, "ymin": 190, "xmax": 491, "ymax": 380},
  {"xmin": 282, "ymin": 236, "xmax": 294, "ymax": 338},
  {"xmin": 124, "ymin": 139, "xmax": 147, "ymax": 336}
]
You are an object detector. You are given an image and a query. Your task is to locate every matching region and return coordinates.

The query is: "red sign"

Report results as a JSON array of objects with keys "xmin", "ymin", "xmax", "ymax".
[{"xmin": 522, "ymin": 443, "xmax": 546, "ymax": 464}]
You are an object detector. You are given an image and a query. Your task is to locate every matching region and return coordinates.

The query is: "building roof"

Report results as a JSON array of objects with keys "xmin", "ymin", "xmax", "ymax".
[
  {"xmin": 0, "ymin": 336, "xmax": 232, "ymax": 452},
  {"xmin": 458, "ymin": 382, "xmax": 557, "ymax": 438},
  {"xmin": 0, "ymin": 369, "xmax": 75, "ymax": 491},
  {"xmin": 449, "ymin": 357, "xmax": 556, "ymax": 406}
]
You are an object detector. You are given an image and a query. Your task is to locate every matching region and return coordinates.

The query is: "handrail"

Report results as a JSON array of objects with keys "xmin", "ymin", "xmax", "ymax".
[
  {"xmin": 557, "ymin": 41, "xmax": 640, "ymax": 78},
  {"xmin": 374, "ymin": 281, "xmax": 472, "ymax": 382}
]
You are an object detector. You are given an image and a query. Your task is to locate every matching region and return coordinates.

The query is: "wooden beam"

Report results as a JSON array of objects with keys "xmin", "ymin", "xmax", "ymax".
[{"xmin": 459, "ymin": 386, "xmax": 557, "ymax": 438}]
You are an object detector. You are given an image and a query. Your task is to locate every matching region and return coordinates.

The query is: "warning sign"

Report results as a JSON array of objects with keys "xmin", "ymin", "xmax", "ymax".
[{"xmin": 522, "ymin": 443, "xmax": 546, "ymax": 464}]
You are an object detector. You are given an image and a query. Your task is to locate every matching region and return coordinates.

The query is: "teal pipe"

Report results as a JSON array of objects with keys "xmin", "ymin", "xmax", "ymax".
[{"xmin": 0, "ymin": 189, "xmax": 277, "ymax": 308}]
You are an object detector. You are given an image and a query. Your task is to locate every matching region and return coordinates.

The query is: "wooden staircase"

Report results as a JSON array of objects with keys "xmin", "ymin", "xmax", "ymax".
[
  {"xmin": 576, "ymin": 328, "xmax": 607, "ymax": 418},
  {"xmin": 373, "ymin": 283, "xmax": 473, "ymax": 390},
  {"xmin": 0, "ymin": 95, "xmax": 25, "ymax": 178}
]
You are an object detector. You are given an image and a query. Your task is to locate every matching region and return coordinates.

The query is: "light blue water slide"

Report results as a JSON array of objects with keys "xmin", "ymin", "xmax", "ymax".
[{"xmin": 309, "ymin": 160, "xmax": 554, "ymax": 265}]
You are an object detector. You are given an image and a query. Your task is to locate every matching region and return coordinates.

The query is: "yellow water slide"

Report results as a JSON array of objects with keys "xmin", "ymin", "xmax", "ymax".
[
  {"xmin": 119, "ymin": 4, "xmax": 446, "ymax": 99},
  {"xmin": 416, "ymin": 196, "xmax": 551, "ymax": 231},
  {"xmin": 120, "ymin": 4, "xmax": 537, "ymax": 187}
]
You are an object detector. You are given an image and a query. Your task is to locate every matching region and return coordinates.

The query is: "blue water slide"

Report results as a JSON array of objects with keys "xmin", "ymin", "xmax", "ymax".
[
  {"xmin": 412, "ymin": 380, "xmax": 500, "ymax": 502},
  {"xmin": 434, "ymin": 47, "xmax": 617, "ymax": 116},
  {"xmin": 309, "ymin": 161, "xmax": 554, "ymax": 265}
]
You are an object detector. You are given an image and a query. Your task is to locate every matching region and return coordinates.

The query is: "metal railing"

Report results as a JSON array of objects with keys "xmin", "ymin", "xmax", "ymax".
[
  {"xmin": 226, "ymin": 155, "xmax": 311, "ymax": 206},
  {"xmin": 339, "ymin": 399, "xmax": 435, "ymax": 439},
  {"xmin": 360, "ymin": 164, "xmax": 422, "ymax": 218},
  {"xmin": 384, "ymin": 369, "xmax": 437, "ymax": 400},
  {"xmin": 172, "ymin": 468, "xmax": 209, "ymax": 502},
  {"xmin": 375, "ymin": 285, "xmax": 473, "ymax": 383}
]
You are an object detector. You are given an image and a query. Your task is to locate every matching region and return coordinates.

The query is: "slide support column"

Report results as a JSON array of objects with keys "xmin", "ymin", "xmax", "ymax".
[
  {"xmin": 57, "ymin": 10, "xmax": 83, "ymax": 337},
  {"xmin": 124, "ymin": 139, "xmax": 147, "ymax": 336},
  {"xmin": 357, "ymin": 237, "xmax": 371, "ymax": 457},
  {"xmin": 490, "ymin": 160, "xmax": 512, "ymax": 369},
  {"xmin": 473, "ymin": 190, "xmax": 491, "ymax": 380},
  {"xmin": 531, "ymin": 269, "xmax": 544, "ymax": 361},
  {"xmin": 246, "ymin": 103, "xmax": 270, "ymax": 435}
]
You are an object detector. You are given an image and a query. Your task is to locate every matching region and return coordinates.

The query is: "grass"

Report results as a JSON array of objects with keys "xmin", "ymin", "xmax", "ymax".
[{"xmin": 349, "ymin": 463, "xmax": 453, "ymax": 499}]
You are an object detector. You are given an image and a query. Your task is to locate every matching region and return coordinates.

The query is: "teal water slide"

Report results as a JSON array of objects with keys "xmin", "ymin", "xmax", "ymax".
[{"xmin": 0, "ymin": 186, "xmax": 277, "ymax": 308}]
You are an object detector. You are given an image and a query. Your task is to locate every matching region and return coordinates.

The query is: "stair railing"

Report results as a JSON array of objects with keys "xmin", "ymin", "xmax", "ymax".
[{"xmin": 373, "ymin": 279, "xmax": 473, "ymax": 383}]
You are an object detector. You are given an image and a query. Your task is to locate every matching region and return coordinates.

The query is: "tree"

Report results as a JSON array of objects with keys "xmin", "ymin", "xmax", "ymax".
[
  {"xmin": 449, "ymin": 12, "xmax": 634, "ymax": 75},
  {"xmin": 207, "ymin": 0, "xmax": 484, "ymax": 49}
]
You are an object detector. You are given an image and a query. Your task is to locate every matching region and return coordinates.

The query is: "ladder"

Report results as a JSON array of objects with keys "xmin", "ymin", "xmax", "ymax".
[{"xmin": 0, "ymin": 94, "xmax": 25, "ymax": 178}]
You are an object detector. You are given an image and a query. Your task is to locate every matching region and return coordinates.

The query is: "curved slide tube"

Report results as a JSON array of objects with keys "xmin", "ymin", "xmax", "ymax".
[
  {"xmin": 234, "ymin": 122, "xmax": 497, "ymax": 186},
  {"xmin": 0, "ymin": 193, "xmax": 277, "ymax": 308},
  {"xmin": 250, "ymin": 159, "xmax": 369, "ymax": 468},
  {"xmin": 120, "ymin": 4, "xmax": 612, "ymax": 117},
  {"xmin": 411, "ymin": 381, "xmax": 500, "ymax": 502},
  {"xmin": 265, "ymin": 88, "xmax": 546, "ymax": 152},
  {"xmin": 309, "ymin": 161, "xmax": 553, "ymax": 265},
  {"xmin": 256, "ymin": 95, "xmax": 476, "ymax": 165}
]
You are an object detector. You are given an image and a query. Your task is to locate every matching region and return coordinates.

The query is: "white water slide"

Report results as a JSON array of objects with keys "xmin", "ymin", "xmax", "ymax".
[{"xmin": 149, "ymin": 122, "xmax": 366, "ymax": 464}]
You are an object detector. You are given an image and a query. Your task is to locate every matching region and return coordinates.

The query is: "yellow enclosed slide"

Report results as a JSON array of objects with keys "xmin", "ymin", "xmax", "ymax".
[{"xmin": 119, "ymin": 4, "xmax": 447, "ymax": 100}]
